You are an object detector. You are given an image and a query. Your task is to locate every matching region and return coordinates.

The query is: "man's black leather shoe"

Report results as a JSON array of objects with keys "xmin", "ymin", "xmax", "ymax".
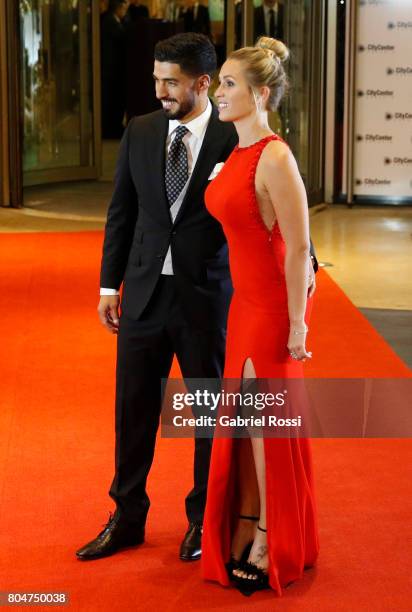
[
  {"xmin": 179, "ymin": 523, "xmax": 202, "ymax": 561},
  {"xmin": 76, "ymin": 512, "xmax": 145, "ymax": 560}
]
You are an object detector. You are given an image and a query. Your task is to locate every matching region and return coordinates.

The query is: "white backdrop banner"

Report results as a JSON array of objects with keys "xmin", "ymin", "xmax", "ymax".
[{"xmin": 354, "ymin": 0, "xmax": 412, "ymax": 199}]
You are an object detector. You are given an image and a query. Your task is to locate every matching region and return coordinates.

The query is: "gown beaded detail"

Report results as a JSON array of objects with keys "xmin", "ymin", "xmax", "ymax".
[{"xmin": 202, "ymin": 135, "xmax": 319, "ymax": 595}]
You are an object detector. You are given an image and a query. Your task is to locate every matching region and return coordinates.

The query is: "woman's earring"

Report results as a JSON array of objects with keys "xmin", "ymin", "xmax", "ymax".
[{"xmin": 252, "ymin": 89, "xmax": 262, "ymax": 112}]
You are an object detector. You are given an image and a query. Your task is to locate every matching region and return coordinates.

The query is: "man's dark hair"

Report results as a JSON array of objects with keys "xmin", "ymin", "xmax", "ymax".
[{"xmin": 154, "ymin": 33, "xmax": 217, "ymax": 78}]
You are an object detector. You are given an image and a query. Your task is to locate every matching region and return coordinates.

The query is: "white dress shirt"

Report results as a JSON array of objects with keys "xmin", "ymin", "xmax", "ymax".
[{"xmin": 100, "ymin": 99, "xmax": 213, "ymax": 295}]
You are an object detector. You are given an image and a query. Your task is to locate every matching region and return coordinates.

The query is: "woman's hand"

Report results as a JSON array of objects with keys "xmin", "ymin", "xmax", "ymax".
[{"xmin": 287, "ymin": 324, "xmax": 312, "ymax": 362}]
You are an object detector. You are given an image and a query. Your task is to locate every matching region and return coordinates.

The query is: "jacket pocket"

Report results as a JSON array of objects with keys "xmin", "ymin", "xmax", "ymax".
[
  {"xmin": 128, "ymin": 243, "xmax": 142, "ymax": 267},
  {"xmin": 134, "ymin": 229, "xmax": 144, "ymax": 243}
]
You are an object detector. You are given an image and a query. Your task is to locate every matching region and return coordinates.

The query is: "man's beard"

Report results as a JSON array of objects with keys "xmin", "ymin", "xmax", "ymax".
[{"xmin": 161, "ymin": 93, "xmax": 195, "ymax": 120}]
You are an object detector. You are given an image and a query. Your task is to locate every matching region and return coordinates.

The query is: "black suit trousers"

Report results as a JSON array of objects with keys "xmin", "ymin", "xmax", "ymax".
[{"xmin": 109, "ymin": 275, "xmax": 226, "ymax": 526}]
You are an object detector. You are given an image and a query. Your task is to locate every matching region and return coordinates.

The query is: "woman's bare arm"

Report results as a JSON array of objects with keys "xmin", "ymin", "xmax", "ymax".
[{"xmin": 258, "ymin": 141, "xmax": 312, "ymax": 360}]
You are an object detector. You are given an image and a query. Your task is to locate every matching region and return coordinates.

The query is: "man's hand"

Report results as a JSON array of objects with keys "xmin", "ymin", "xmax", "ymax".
[{"xmin": 98, "ymin": 295, "xmax": 120, "ymax": 334}]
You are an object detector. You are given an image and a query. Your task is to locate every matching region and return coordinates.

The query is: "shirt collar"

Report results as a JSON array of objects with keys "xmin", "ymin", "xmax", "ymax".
[
  {"xmin": 263, "ymin": 3, "xmax": 277, "ymax": 16},
  {"xmin": 168, "ymin": 98, "xmax": 212, "ymax": 140}
]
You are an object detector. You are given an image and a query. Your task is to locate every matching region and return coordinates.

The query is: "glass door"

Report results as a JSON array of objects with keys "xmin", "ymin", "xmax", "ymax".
[
  {"xmin": 284, "ymin": 0, "xmax": 325, "ymax": 204},
  {"xmin": 225, "ymin": 0, "xmax": 325, "ymax": 205},
  {"xmin": 0, "ymin": 2, "xmax": 8, "ymax": 206},
  {"xmin": 1, "ymin": 0, "xmax": 23, "ymax": 207},
  {"xmin": 20, "ymin": 0, "xmax": 100, "ymax": 186}
]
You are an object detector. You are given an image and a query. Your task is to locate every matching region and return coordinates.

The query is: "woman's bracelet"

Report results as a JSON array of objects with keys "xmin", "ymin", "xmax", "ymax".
[{"xmin": 292, "ymin": 325, "xmax": 308, "ymax": 336}]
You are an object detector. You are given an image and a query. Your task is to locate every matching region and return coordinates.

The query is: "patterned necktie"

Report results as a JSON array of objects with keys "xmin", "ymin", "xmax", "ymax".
[{"xmin": 165, "ymin": 125, "xmax": 189, "ymax": 207}]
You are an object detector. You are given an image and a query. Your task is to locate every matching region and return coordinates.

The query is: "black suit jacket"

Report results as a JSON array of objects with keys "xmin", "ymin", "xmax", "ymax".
[
  {"xmin": 100, "ymin": 104, "xmax": 318, "ymax": 327},
  {"xmin": 254, "ymin": 4, "xmax": 284, "ymax": 42},
  {"xmin": 100, "ymin": 105, "xmax": 237, "ymax": 328},
  {"xmin": 183, "ymin": 5, "xmax": 211, "ymax": 37},
  {"xmin": 100, "ymin": 12, "xmax": 126, "ymax": 81}
]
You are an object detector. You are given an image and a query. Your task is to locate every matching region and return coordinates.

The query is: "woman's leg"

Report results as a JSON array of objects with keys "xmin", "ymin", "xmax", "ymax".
[
  {"xmin": 230, "ymin": 438, "xmax": 260, "ymax": 560},
  {"xmin": 233, "ymin": 358, "xmax": 268, "ymax": 578}
]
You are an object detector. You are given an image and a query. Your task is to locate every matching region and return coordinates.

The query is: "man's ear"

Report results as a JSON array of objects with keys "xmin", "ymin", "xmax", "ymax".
[{"xmin": 197, "ymin": 74, "xmax": 211, "ymax": 93}]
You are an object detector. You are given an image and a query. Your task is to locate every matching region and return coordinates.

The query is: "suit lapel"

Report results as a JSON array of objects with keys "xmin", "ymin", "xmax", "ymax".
[
  {"xmin": 174, "ymin": 105, "xmax": 227, "ymax": 225},
  {"xmin": 150, "ymin": 113, "xmax": 172, "ymax": 226}
]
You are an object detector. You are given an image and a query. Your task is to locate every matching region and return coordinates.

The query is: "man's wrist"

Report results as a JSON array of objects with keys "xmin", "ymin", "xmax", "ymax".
[{"xmin": 100, "ymin": 288, "xmax": 119, "ymax": 296}]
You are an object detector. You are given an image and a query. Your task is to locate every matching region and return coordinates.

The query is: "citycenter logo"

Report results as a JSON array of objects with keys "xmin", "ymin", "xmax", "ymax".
[
  {"xmin": 384, "ymin": 157, "xmax": 412, "ymax": 165},
  {"xmin": 357, "ymin": 89, "xmax": 394, "ymax": 97},
  {"xmin": 387, "ymin": 67, "xmax": 412, "ymax": 75},
  {"xmin": 356, "ymin": 134, "xmax": 393, "ymax": 142},
  {"xmin": 355, "ymin": 178, "xmax": 391, "ymax": 186},
  {"xmin": 358, "ymin": 44, "xmax": 395, "ymax": 52},
  {"xmin": 385, "ymin": 112, "xmax": 412, "ymax": 120}
]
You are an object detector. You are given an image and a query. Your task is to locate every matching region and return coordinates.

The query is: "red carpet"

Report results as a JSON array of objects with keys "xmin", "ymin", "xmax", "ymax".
[{"xmin": 0, "ymin": 231, "xmax": 411, "ymax": 611}]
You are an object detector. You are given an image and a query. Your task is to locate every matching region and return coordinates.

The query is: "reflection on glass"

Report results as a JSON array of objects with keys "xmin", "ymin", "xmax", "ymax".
[
  {"xmin": 241, "ymin": 1, "xmax": 308, "ymax": 178},
  {"xmin": 208, "ymin": 0, "xmax": 224, "ymax": 65},
  {"xmin": 281, "ymin": 0, "xmax": 309, "ymax": 179},
  {"xmin": 20, "ymin": 0, "xmax": 93, "ymax": 173},
  {"xmin": 253, "ymin": 0, "xmax": 284, "ymax": 43}
]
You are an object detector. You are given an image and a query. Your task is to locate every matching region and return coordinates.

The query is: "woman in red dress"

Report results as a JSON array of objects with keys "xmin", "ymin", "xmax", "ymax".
[{"xmin": 202, "ymin": 37, "xmax": 319, "ymax": 596}]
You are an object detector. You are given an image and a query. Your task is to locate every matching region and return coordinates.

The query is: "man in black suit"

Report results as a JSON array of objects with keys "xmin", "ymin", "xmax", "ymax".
[
  {"xmin": 255, "ymin": 0, "xmax": 284, "ymax": 42},
  {"xmin": 76, "ymin": 33, "xmax": 237, "ymax": 563},
  {"xmin": 184, "ymin": 1, "xmax": 211, "ymax": 38},
  {"xmin": 235, "ymin": 1, "xmax": 284, "ymax": 49},
  {"xmin": 100, "ymin": 0, "xmax": 129, "ymax": 138}
]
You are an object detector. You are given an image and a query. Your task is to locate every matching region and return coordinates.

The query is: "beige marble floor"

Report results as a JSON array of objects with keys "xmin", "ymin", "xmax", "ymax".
[
  {"xmin": 310, "ymin": 206, "xmax": 412, "ymax": 310},
  {"xmin": 1, "ymin": 185, "xmax": 411, "ymax": 311}
]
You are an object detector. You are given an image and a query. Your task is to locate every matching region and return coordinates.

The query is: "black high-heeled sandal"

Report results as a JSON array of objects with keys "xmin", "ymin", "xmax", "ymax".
[
  {"xmin": 225, "ymin": 514, "xmax": 258, "ymax": 580},
  {"xmin": 233, "ymin": 525, "xmax": 269, "ymax": 596}
]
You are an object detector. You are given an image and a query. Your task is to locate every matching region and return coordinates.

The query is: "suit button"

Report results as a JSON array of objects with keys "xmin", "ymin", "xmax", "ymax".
[
  {"xmin": 156, "ymin": 254, "xmax": 165, "ymax": 260},
  {"xmin": 171, "ymin": 231, "xmax": 177, "ymax": 236}
]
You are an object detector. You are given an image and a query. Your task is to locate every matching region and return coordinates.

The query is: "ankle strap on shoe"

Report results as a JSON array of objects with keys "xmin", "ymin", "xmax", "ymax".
[{"xmin": 257, "ymin": 525, "xmax": 267, "ymax": 532}]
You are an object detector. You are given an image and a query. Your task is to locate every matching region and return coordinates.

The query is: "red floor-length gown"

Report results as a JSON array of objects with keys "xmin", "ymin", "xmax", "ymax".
[{"xmin": 202, "ymin": 135, "xmax": 320, "ymax": 595}]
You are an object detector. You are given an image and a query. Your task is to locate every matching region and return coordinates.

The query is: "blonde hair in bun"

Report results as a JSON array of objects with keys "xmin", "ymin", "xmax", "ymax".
[
  {"xmin": 255, "ymin": 36, "xmax": 289, "ymax": 63},
  {"xmin": 228, "ymin": 36, "xmax": 290, "ymax": 111}
]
